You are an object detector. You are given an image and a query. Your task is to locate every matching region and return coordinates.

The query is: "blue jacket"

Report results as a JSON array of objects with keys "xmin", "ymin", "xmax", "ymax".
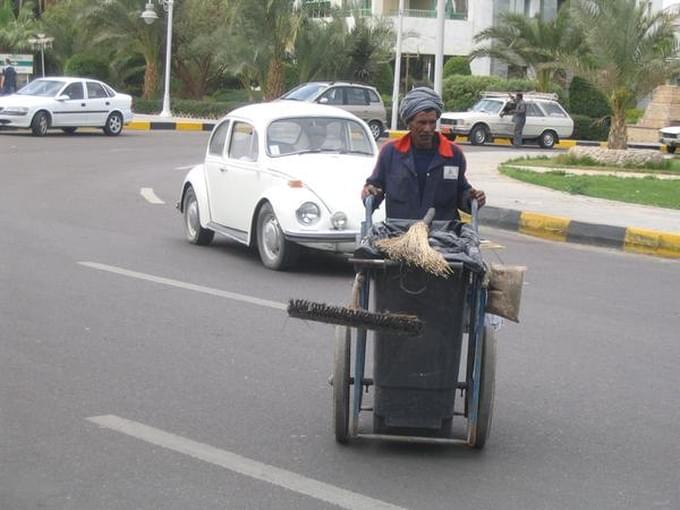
[{"xmin": 366, "ymin": 132, "xmax": 472, "ymax": 220}]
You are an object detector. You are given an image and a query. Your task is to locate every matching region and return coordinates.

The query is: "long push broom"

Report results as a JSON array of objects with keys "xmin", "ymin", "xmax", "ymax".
[
  {"xmin": 288, "ymin": 272, "xmax": 423, "ymax": 336},
  {"xmin": 374, "ymin": 208, "xmax": 452, "ymax": 277}
]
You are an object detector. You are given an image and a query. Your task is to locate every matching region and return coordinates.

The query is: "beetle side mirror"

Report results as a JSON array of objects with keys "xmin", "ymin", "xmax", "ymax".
[{"xmin": 56, "ymin": 95, "xmax": 70, "ymax": 102}]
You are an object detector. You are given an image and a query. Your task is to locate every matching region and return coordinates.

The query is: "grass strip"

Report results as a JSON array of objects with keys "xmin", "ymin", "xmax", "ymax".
[
  {"xmin": 500, "ymin": 166, "xmax": 680, "ymax": 210},
  {"xmin": 504, "ymin": 155, "xmax": 680, "ymax": 174}
]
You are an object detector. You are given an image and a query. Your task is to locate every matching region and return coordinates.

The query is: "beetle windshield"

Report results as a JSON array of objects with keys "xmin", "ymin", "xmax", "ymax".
[
  {"xmin": 267, "ymin": 117, "xmax": 374, "ymax": 157},
  {"xmin": 280, "ymin": 83, "xmax": 327, "ymax": 101},
  {"xmin": 471, "ymin": 99, "xmax": 504, "ymax": 114},
  {"xmin": 17, "ymin": 79, "xmax": 67, "ymax": 97}
]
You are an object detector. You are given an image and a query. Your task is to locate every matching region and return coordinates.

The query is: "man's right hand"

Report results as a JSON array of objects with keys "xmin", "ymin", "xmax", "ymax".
[{"xmin": 361, "ymin": 184, "xmax": 383, "ymax": 200}]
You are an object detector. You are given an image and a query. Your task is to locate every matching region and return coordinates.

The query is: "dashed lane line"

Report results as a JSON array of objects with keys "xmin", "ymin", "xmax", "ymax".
[
  {"xmin": 77, "ymin": 261, "xmax": 287, "ymax": 311},
  {"xmin": 140, "ymin": 187, "xmax": 165, "ymax": 204},
  {"xmin": 87, "ymin": 415, "xmax": 407, "ymax": 510}
]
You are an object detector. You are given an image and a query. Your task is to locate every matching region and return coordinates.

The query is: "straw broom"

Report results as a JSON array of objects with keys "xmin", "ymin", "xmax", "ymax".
[{"xmin": 374, "ymin": 208, "xmax": 452, "ymax": 278}]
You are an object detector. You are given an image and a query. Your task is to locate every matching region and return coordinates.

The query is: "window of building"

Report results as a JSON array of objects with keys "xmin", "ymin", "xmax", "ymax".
[{"xmin": 302, "ymin": 0, "xmax": 331, "ymax": 17}]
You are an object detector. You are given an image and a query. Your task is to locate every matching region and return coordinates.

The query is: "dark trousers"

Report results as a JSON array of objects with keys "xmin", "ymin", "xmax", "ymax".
[{"xmin": 513, "ymin": 118, "xmax": 526, "ymax": 147}]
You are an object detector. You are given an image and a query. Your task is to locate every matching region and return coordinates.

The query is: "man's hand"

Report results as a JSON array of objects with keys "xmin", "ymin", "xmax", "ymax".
[
  {"xmin": 470, "ymin": 188, "xmax": 486, "ymax": 208},
  {"xmin": 361, "ymin": 184, "xmax": 384, "ymax": 200}
]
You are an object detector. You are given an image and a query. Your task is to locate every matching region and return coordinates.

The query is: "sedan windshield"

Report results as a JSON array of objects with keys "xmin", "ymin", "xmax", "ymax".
[
  {"xmin": 471, "ymin": 99, "xmax": 503, "ymax": 115},
  {"xmin": 17, "ymin": 79, "xmax": 67, "ymax": 97},
  {"xmin": 267, "ymin": 117, "xmax": 374, "ymax": 157},
  {"xmin": 280, "ymin": 83, "xmax": 327, "ymax": 101}
]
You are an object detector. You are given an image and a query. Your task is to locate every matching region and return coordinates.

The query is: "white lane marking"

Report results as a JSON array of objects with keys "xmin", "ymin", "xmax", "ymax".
[
  {"xmin": 87, "ymin": 415, "xmax": 406, "ymax": 510},
  {"xmin": 175, "ymin": 164, "xmax": 199, "ymax": 170},
  {"xmin": 78, "ymin": 261, "xmax": 286, "ymax": 311},
  {"xmin": 140, "ymin": 187, "xmax": 165, "ymax": 204}
]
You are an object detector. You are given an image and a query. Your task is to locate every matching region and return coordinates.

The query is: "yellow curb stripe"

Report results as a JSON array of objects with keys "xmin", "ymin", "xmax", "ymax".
[
  {"xmin": 126, "ymin": 121, "xmax": 151, "ymax": 130},
  {"xmin": 556, "ymin": 140, "xmax": 577, "ymax": 149},
  {"xmin": 519, "ymin": 211, "xmax": 570, "ymax": 242},
  {"xmin": 176, "ymin": 122, "xmax": 203, "ymax": 131},
  {"xmin": 624, "ymin": 228, "xmax": 680, "ymax": 259}
]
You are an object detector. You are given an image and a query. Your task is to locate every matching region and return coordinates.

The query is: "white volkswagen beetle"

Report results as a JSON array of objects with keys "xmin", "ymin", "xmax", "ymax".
[{"xmin": 177, "ymin": 101, "xmax": 383, "ymax": 270}]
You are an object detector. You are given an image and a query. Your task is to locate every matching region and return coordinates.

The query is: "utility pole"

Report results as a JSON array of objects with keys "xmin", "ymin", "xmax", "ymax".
[
  {"xmin": 433, "ymin": 0, "xmax": 446, "ymax": 96},
  {"xmin": 390, "ymin": 0, "xmax": 405, "ymax": 131}
]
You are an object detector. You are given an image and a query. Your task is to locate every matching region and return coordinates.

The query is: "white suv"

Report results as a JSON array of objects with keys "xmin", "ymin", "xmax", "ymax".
[
  {"xmin": 440, "ymin": 92, "xmax": 574, "ymax": 149},
  {"xmin": 280, "ymin": 81, "xmax": 387, "ymax": 140}
]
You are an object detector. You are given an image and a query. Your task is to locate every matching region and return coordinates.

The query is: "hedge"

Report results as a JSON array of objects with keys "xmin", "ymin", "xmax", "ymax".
[
  {"xmin": 568, "ymin": 77, "xmax": 611, "ymax": 118},
  {"xmin": 443, "ymin": 56, "xmax": 471, "ymax": 77},
  {"xmin": 133, "ymin": 98, "xmax": 248, "ymax": 118},
  {"xmin": 64, "ymin": 53, "xmax": 110, "ymax": 82},
  {"xmin": 442, "ymin": 75, "xmax": 544, "ymax": 112},
  {"xmin": 571, "ymin": 114, "xmax": 610, "ymax": 141}
]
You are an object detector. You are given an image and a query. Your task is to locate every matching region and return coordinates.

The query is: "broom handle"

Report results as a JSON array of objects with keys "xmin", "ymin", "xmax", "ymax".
[{"xmin": 423, "ymin": 208, "xmax": 436, "ymax": 226}]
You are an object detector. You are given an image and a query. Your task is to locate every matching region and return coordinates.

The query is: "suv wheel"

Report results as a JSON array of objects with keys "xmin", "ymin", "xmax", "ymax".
[
  {"xmin": 368, "ymin": 121, "xmax": 383, "ymax": 140},
  {"xmin": 539, "ymin": 130, "xmax": 557, "ymax": 149},
  {"xmin": 667, "ymin": 144, "xmax": 677, "ymax": 154},
  {"xmin": 470, "ymin": 124, "xmax": 488, "ymax": 145}
]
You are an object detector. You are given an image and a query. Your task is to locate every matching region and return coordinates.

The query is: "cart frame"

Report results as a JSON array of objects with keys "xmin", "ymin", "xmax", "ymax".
[{"xmin": 332, "ymin": 196, "xmax": 496, "ymax": 447}]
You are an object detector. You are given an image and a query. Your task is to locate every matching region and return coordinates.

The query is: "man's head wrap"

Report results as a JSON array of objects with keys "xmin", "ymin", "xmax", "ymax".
[{"xmin": 399, "ymin": 87, "xmax": 444, "ymax": 123}]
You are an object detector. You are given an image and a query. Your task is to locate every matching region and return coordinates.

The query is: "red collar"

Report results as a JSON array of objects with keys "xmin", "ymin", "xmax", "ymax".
[{"xmin": 393, "ymin": 132, "xmax": 454, "ymax": 157}]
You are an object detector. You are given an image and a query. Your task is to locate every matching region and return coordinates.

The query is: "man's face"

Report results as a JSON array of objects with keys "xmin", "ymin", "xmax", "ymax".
[{"xmin": 408, "ymin": 110, "xmax": 438, "ymax": 149}]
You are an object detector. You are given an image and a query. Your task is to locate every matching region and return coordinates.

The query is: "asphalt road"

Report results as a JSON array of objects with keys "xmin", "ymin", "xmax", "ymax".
[{"xmin": 1, "ymin": 130, "xmax": 679, "ymax": 510}]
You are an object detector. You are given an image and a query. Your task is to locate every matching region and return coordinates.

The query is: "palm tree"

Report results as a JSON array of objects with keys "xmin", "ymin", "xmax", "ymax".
[
  {"xmin": 569, "ymin": 0, "xmax": 680, "ymax": 149},
  {"xmin": 470, "ymin": 7, "xmax": 583, "ymax": 92},
  {"xmin": 80, "ymin": 0, "xmax": 162, "ymax": 99},
  {"xmin": 0, "ymin": 0, "xmax": 36, "ymax": 51}
]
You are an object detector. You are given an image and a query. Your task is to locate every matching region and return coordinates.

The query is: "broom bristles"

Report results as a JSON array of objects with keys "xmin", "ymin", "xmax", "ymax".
[
  {"xmin": 288, "ymin": 299, "xmax": 423, "ymax": 336},
  {"xmin": 375, "ymin": 223, "xmax": 452, "ymax": 277}
]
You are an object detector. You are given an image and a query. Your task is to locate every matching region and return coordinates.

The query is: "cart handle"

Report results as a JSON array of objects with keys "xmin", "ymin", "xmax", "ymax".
[
  {"xmin": 471, "ymin": 198, "xmax": 479, "ymax": 234},
  {"xmin": 362, "ymin": 195, "xmax": 375, "ymax": 237}
]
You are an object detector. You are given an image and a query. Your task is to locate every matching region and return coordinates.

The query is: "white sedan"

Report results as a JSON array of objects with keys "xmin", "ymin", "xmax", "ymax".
[
  {"xmin": 177, "ymin": 101, "xmax": 383, "ymax": 270},
  {"xmin": 0, "ymin": 77, "xmax": 133, "ymax": 136}
]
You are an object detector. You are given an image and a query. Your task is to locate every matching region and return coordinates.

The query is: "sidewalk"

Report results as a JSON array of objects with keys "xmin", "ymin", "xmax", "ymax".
[{"xmin": 129, "ymin": 114, "xmax": 680, "ymax": 259}]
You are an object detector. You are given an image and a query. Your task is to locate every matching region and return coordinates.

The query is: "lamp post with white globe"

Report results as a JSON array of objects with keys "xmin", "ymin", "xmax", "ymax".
[{"xmin": 141, "ymin": 0, "xmax": 174, "ymax": 118}]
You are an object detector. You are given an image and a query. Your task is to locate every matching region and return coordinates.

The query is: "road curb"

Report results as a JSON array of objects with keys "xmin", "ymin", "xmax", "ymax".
[
  {"xmin": 479, "ymin": 206, "xmax": 680, "ymax": 259},
  {"xmin": 127, "ymin": 120, "xmax": 215, "ymax": 132},
  {"xmin": 386, "ymin": 130, "xmax": 669, "ymax": 152}
]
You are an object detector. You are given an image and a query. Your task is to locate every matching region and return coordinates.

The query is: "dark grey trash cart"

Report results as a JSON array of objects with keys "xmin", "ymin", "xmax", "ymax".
[{"xmin": 332, "ymin": 197, "xmax": 497, "ymax": 447}]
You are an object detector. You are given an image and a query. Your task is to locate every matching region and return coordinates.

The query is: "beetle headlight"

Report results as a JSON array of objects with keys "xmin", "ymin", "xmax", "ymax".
[
  {"xmin": 296, "ymin": 202, "xmax": 320, "ymax": 225},
  {"xmin": 331, "ymin": 211, "xmax": 348, "ymax": 230}
]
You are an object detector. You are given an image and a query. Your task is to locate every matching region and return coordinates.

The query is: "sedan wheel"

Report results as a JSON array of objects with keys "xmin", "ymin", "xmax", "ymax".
[
  {"xmin": 103, "ymin": 112, "xmax": 123, "ymax": 136},
  {"xmin": 470, "ymin": 125, "xmax": 488, "ymax": 145},
  {"xmin": 539, "ymin": 130, "xmax": 557, "ymax": 149},
  {"xmin": 256, "ymin": 202, "xmax": 299, "ymax": 270},
  {"xmin": 183, "ymin": 187, "xmax": 214, "ymax": 245},
  {"xmin": 31, "ymin": 111, "xmax": 50, "ymax": 137}
]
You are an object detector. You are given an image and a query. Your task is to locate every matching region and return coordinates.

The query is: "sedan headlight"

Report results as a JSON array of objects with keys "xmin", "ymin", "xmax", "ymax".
[
  {"xmin": 331, "ymin": 211, "xmax": 348, "ymax": 230},
  {"xmin": 2, "ymin": 106, "xmax": 29, "ymax": 116},
  {"xmin": 296, "ymin": 202, "xmax": 320, "ymax": 225}
]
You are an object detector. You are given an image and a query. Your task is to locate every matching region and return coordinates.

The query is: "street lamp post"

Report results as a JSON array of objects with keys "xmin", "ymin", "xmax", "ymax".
[
  {"xmin": 27, "ymin": 33, "xmax": 54, "ymax": 78},
  {"xmin": 141, "ymin": 0, "xmax": 174, "ymax": 118}
]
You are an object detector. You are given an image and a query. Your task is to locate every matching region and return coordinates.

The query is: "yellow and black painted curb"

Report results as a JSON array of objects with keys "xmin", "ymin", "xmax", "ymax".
[
  {"xmin": 386, "ymin": 130, "xmax": 669, "ymax": 152},
  {"xmin": 126, "ymin": 120, "xmax": 215, "ymax": 132},
  {"xmin": 480, "ymin": 206, "xmax": 680, "ymax": 259}
]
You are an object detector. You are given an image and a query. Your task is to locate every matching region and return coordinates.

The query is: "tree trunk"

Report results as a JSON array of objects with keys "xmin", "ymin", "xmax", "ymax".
[
  {"xmin": 143, "ymin": 59, "xmax": 159, "ymax": 100},
  {"xmin": 607, "ymin": 107, "xmax": 628, "ymax": 150},
  {"xmin": 264, "ymin": 58, "xmax": 284, "ymax": 101}
]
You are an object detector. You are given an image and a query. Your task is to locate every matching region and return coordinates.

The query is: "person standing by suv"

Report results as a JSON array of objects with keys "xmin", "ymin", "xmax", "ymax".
[{"xmin": 1, "ymin": 58, "xmax": 17, "ymax": 95}]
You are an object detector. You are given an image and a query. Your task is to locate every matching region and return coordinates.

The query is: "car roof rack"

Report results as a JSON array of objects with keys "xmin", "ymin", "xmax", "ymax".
[{"xmin": 481, "ymin": 90, "xmax": 560, "ymax": 101}]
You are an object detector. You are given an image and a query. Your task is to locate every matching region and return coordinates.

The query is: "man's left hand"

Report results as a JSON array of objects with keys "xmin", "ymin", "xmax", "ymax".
[{"xmin": 470, "ymin": 188, "xmax": 486, "ymax": 208}]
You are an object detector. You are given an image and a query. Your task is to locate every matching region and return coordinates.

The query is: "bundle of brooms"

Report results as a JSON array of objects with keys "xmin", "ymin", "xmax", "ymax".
[{"xmin": 374, "ymin": 208, "xmax": 452, "ymax": 278}]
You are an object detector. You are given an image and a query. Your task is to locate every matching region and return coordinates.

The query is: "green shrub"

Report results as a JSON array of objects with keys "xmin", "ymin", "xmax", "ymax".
[
  {"xmin": 626, "ymin": 107, "xmax": 644, "ymax": 124},
  {"xmin": 64, "ymin": 53, "xmax": 110, "ymax": 82},
  {"xmin": 568, "ymin": 77, "xmax": 611, "ymax": 117},
  {"xmin": 443, "ymin": 56, "xmax": 471, "ymax": 77},
  {"xmin": 442, "ymin": 75, "xmax": 536, "ymax": 112},
  {"xmin": 373, "ymin": 62, "xmax": 394, "ymax": 96},
  {"xmin": 571, "ymin": 114, "xmax": 610, "ymax": 141},
  {"xmin": 133, "ymin": 98, "xmax": 248, "ymax": 118}
]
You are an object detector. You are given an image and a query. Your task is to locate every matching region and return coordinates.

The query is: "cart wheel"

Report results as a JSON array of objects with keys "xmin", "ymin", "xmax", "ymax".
[
  {"xmin": 333, "ymin": 326, "xmax": 351, "ymax": 443},
  {"xmin": 468, "ymin": 324, "xmax": 497, "ymax": 449}
]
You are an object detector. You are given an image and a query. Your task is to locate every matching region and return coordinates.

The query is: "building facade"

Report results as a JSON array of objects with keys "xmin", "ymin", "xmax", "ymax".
[{"xmin": 301, "ymin": 0, "xmax": 558, "ymax": 81}]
